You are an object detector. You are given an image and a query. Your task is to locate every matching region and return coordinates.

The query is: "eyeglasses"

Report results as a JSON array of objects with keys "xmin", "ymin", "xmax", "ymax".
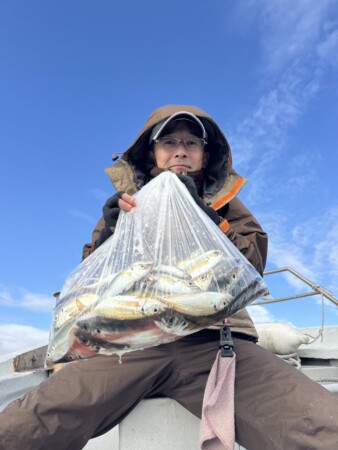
[{"xmin": 154, "ymin": 137, "xmax": 207, "ymax": 151}]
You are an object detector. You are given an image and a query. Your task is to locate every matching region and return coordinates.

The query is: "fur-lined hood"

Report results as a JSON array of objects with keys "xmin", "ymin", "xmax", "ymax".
[{"xmin": 105, "ymin": 105, "xmax": 247, "ymax": 208}]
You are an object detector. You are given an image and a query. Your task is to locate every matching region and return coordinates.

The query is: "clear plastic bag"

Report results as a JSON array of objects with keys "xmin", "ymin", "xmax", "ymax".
[{"xmin": 46, "ymin": 172, "xmax": 269, "ymax": 366}]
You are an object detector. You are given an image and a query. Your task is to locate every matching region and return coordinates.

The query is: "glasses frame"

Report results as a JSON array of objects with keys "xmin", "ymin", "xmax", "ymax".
[{"xmin": 154, "ymin": 137, "xmax": 207, "ymax": 151}]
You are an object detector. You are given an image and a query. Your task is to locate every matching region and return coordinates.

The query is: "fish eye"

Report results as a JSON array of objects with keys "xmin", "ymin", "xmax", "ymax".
[
  {"xmin": 232, "ymin": 273, "xmax": 236, "ymax": 279},
  {"xmin": 96, "ymin": 328, "xmax": 101, "ymax": 334}
]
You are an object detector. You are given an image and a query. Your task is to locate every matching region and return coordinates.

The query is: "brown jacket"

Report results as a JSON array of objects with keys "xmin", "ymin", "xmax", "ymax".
[{"xmin": 82, "ymin": 105, "xmax": 268, "ymax": 339}]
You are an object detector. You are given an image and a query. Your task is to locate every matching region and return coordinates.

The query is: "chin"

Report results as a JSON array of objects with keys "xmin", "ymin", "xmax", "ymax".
[{"xmin": 168, "ymin": 166, "xmax": 191, "ymax": 174}]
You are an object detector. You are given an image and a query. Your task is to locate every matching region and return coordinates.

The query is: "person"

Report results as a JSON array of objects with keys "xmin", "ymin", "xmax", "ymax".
[{"xmin": 0, "ymin": 105, "xmax": 337, "ymax": 450}]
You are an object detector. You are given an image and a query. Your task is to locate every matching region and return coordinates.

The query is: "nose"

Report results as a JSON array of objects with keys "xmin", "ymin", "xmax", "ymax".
[{"xmin": 174, "ymin": 142, "xmax": 188, "ymax": 158}]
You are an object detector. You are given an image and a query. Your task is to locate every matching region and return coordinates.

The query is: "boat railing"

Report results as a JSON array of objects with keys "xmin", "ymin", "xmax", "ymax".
[{"xmin": 255, "ymin": 267, "xmax": 338, "ymax": 306}]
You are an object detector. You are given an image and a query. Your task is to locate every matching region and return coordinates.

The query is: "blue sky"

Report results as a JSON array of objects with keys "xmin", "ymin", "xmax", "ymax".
[{"xmin": 1, "ymin": 0, "xmax": 338, "ymax": 357}]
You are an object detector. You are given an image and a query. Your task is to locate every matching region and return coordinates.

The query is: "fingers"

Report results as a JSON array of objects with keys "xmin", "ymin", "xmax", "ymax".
[
  {"xmin": 106, "ymin": 191, "xmax": 124, "ymax": 209},
  {"xmin": 118, "ymin": 193, "xmax": 136, "ymax": 212}
]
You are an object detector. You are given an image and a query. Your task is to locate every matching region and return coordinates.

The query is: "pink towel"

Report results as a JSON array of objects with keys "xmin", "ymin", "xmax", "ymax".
[{"xmin": 200, "ymin": 351, "xmax": 236, "ymax": 450}]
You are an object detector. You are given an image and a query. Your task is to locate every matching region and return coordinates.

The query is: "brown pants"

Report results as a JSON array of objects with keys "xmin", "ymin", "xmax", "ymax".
[{"xmin": 0, "ymin": 330, "xmax": 337, "ymax": 450}]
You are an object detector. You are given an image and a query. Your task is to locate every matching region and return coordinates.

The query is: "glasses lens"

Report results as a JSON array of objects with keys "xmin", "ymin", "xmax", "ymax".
[
  {"xmin": 159, "ymin": 137, "xmax": 178, "ymax": 148},
  {"xmin": 185, "ymin": 138, "xmax": 204, "ymax": 149}
]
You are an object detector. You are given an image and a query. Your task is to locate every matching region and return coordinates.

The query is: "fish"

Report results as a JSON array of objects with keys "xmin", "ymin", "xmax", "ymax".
[
  {"xmin": 222, "ymin": 279, "xmax": 269, "ymax": 318},
  {"xmin": 75, "ymin": 314, "xmax": 156, "ymax": 339},
  {"xmin": 74, "ymin": 329, "xmax": 130, "ymax": 353},
  {"xmin": 192, "ymin": 272, "xmax": 213, "ymax": 291},
  {"xmin": 97, "ymin": 329, "xmax": 168, "ymax": 354},
  {"xmin": 178, "ymin": 250, "xmax": 224, "ymax": 279},
  {"xmin": 46, "ymin": 319, "xmax": 79, "ymax": 364},
  {"xmin": 152, "ymin": 264, "xmax": 192, "ymax": 280},
  {"xmin": 53, "ymin": 293, "xmax": 98, "ymax": 329},
  {"xmin": 72, "ymin": 320, "xmax": 170, "ymax": 355},
  {"xmin": 47, "ymin": 326, "xmax": 104, "ymax": 365},
  {"xmin": 83, "ymin": 261, "xmax": 154, "ymax": 296},
  {"xmin": 154, "ymin": 314, "xmax": 195, "ymax": 336},
  {"xmin": 159, "ymin": 291, "xmax": 233, "ymax": 316},
  {"xmin": 57, "ymin": 261, "xmax": 154, "ymax": 309},
  {"xmin": 151, "ymin": 273, "xmax": 201, "ymax": 295},
  {"xmin": 91, "ymin": 295, "xmax": 168, "ymax": 320},
  {"xmin": 217, "ymin": 265, "xmax": 246, "ymax": 296}
]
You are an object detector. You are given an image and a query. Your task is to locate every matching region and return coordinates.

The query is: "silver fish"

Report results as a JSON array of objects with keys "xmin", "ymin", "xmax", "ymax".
[
  {"xmin": 87, "ymin": 261, "xmax": 154, "ymax": 296},
  {"xmin": 217, "ymin": 265, "xmax": 246, "ymax": 296},
  {"xmin": 46, "ymin": 319, "xmax": 78, "ymax": 363},
  {"xmin": 92, "ymin": 295, "xmax": 168, "ymax": 320},
  {"xmin": 160, "ymin": 291, "xmax": 233, "ymax": 316},
  {"xmin": 73, "ymin": 320, "xmax": 168, "ymax": 355},
  {"xmin": 154, "ymin": 314, "xmax": 194, "ymax": 336},
  {"xmin": 178, "ymin": 250, "xmax": 224, "ymax": 279},
  {"xmin": 224, "ymin": 279, "xmax": 269, "ymax": 317},
  {"xmin": 192, "ymin": 272, "xmax": 213, "ymax": 291},
  {"xmin": 98, "ymin": 329, "xmax": 167, "ymax": 353},
  {"xmin": 152, "ymin": 264, "xmax": 192, "ymax": 280},
  {"xmin": 151, "ymin": 273, "xmax": 201, "ymax": 295},
  {"xmin": 53, "ymin": 293, "xmax": 98, "ymax": 329},
  {"xmin": 75, "ymin": 314, "xmax": 156, "ymax": 339}
]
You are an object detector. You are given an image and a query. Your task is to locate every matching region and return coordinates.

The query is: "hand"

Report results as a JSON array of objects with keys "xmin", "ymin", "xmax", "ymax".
[
  {"xmin": 117, "ymin": 193, "xmax": 136, "ymax": 212},
  {"xmin": 103, "ymin": 192, "xmax": 136, "ymax": 228},
  {"xmin": 176, "ymin": 174, "xmax": 200, "ymax": 203},
  {"xmin": 96, "ymin": 192, "xmax": 136, "ymax": 247},
  {"xmin": 176, "ymin": 174, "xmax": 220, "ymax": 225}
]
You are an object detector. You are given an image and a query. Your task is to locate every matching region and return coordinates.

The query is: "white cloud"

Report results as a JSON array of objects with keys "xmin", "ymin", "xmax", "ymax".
[
  {"xmin": 258, "ymin": 0, "xmax": 332, "ymax": 72},
  {"xmin": 0, "ymin": 287, "xmax": 54, "ymax": 313},
  {"xmin": 229, "ymin": 69, "xmax": 321, "ymax": 205},
  {"xmin": 247, "ymin": 304, "xmax": 277, "ymax": 323},
  {"xmin": 68, "ymin": 209, "xmax": 96, "ymax": 224},
  {"xmin": 316, "ymin": 26, "xmax": 338, "ymax": 68},
  {"xmin": 225, "ymin": 3, "xmax": 338, "ymax": 319},
  {"xmin": 89, "ymin": 187, "xmax": 112, "ymax": 202},
  {"xmin": 0, "ymin": 324, "xmax": 49, "ymax": 359},
  {"xmin": 227, "ymin": 0, "xmax": 337, "ymax": 206},
  {"xmin": 262, "ymin": 207, "xmax": 338, "ymax": 296}
]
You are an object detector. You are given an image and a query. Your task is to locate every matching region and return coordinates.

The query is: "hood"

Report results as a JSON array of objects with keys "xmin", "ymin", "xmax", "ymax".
[{"xmin": 106, "ymin": 104, "xmax": 246, "ymax": 200}]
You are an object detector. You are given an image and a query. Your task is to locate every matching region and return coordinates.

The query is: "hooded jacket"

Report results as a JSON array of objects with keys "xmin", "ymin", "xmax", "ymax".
[{"xmin": 82, "ymin": 105, "xmax": 268, "ymax": 339}]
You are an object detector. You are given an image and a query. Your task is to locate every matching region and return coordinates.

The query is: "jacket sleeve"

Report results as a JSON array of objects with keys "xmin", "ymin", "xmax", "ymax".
[
  {"xmin": 82, "ymin": 217, "xmax": 105, "ymax": 260},
  {"xmin": 218, "ymin": 197, "xmax": 268, "ymax": 276}
]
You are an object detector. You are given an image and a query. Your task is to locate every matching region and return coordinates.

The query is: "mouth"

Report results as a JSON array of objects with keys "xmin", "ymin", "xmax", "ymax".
[{"xmin": 169, "ymin": 164, "xmax": 191, "ymax": 170}]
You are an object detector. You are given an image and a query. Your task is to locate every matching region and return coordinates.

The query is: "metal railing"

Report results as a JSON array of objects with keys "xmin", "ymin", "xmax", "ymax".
[{"xmin": 254, "ymin": 267, "xmax": 338, "ymax": 306}]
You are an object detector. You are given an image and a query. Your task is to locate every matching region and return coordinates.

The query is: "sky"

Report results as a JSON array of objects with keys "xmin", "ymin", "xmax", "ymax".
[{"xmin": 1, "ymin": 0, "xmax": 338, "ymax": 357}]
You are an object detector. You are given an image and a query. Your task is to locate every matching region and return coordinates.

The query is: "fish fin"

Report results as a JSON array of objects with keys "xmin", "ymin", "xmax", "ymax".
[{"xmin": 76, "ymin": 298, "xmax": 85, "ymax": 311}]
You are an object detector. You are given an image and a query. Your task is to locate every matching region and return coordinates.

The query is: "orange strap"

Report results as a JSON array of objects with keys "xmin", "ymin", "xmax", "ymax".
[
  {"xmin": 219, "ymin": 219, "xmax": 230, "ymax": 233},
  {"xmin": 212, "ymin": 178, "xmax": 244, "ymax": 210}
]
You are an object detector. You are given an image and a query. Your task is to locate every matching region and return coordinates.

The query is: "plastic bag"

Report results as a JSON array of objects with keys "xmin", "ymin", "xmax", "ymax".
[{"xmin": 46, "ymin": 172, "xmax": 269, "ymax": 366}]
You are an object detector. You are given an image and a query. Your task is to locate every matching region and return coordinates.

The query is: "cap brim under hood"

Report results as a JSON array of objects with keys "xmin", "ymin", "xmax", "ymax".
[{"xmin": 118, "ymin": 105, "xmax": 238, "ymax": 198}]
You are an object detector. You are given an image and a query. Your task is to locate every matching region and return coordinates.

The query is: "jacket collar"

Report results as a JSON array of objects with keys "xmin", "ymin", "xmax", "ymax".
[{"xmin": 105, "ymin": 160, "xmax": 247, "ymax": 210}]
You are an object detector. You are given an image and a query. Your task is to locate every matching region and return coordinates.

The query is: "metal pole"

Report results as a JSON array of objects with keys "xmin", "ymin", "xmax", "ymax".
[{"xmin": 263, "ymin": 267, "xmax": 338, "ymax": 306}]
